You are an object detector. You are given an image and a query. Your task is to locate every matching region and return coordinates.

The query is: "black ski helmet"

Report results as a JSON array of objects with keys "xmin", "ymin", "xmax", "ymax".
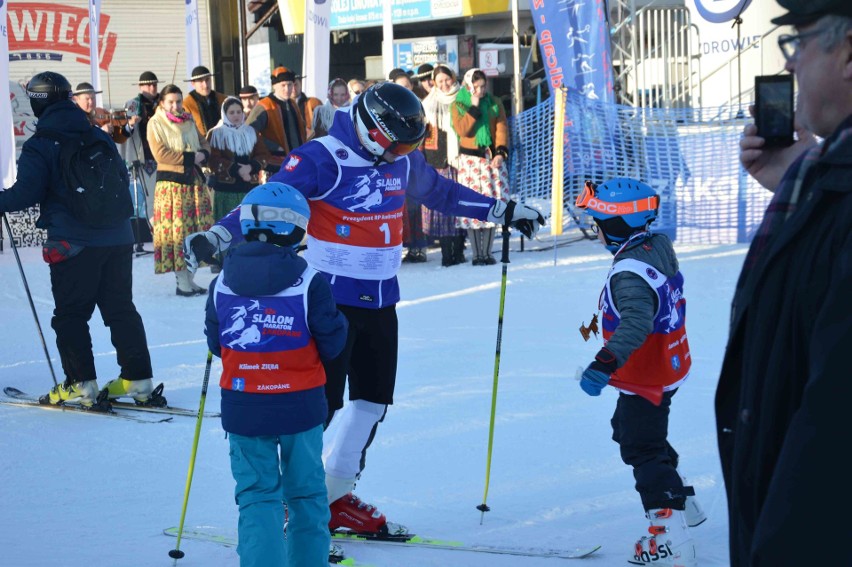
[
  {"xmin": 26, "ymin": 71, "xmax": 72, "ymax": 118},
  {"xmin": 353, "ymin": 82, "xmax": 426, "ymax": 158}
]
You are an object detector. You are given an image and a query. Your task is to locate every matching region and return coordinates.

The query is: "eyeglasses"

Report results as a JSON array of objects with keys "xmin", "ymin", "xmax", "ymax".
[{"xmin": 777, "ymin": 28, "xmax": 824, "ymax": 62}]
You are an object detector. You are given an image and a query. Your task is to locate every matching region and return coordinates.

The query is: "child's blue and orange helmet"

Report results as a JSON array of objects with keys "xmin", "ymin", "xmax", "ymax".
[{"xmin": 575, "ymin": 178, "xmax": 660, "ymax": 252}]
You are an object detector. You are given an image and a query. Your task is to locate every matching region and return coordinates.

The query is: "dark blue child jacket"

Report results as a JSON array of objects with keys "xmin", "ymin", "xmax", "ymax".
[{"xmin": 205, "ymin": 241, "xmax": 348, "ymax": 436}]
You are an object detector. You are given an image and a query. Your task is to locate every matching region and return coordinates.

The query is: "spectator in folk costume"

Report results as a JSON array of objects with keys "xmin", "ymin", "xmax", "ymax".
[
  {"xmin": 121, "ymin": 71, "xmax": 161, "ymax": 223},
  {"xmin": 347, "ymin": 78, "xmax": 365, "ymax": 101},
  {"xmin": 574, "ymin": 178, "xmax": 705, "ymax": 567},
  {"xmin": 451, "ymin": 68, "xmax": 510, "ymax": 265},
  {"xmin": 185, "ymin": 83, "xmax": 545, "ymax": 538},
  {"xmin": 421, "ymin": 64, "xmax": 466, "ymax": 266},
  {"xmin": 311, "ymin": 78, "xmax": 350, "ymax": 140},
  {"xmin": 247, "ymin": 66, "xmax": 306, "ymax": 172},
  {"xmin": 206, "ymin": 95, "xmax": 271, "ymax": 234},
  {"xmin": 411, "ymin": 63, "xmax": 434, "ymax": 100},
  {"xmin": 205, "ymin": 183, "xmax": 348, "ymax": 567},
  {"xmin": 146, "ymin": 83, "xmax": 214, "ymax": 296},
  {"xmin": 183, "ymin": 65, "xmax": 228, "ymax": 138},
  {"xmin": 239, "ymin": 85, "xmax": 261, "ymax": 116},
  {"xmin": 390, "ymin": 68, "xmax": 429, "ymax": 262},
  {"xmin": 70, "ymin": 82, "xmax": 129, "ymax": 143},
  {"xmin": 294, "ymin": 76, "xmax": 323, "ymax": 140}
]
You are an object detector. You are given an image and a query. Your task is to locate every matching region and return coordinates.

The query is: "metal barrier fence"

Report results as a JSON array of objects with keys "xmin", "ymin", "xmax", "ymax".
[{"xmin": 508, "ymin": 89, "xmax": 772, "ymax": 244}]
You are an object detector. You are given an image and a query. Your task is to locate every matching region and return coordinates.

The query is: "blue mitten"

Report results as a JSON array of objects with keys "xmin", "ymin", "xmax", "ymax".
[{"xmin": 579, "ymin": 348, "xmax": 618, "ymax": 397}]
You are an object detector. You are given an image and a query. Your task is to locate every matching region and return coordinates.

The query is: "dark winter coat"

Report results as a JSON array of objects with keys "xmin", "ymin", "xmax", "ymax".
[
  {"xmin": 205, "ymin": 241, "xmax": 348, "ymax": 436},
  {"xmin": 0, "ymin": 100, "xmax": 133, "ymax": 247},
  {"xmin": 715, "ymin": 115, "xmax": 852, "ymax": 566}
]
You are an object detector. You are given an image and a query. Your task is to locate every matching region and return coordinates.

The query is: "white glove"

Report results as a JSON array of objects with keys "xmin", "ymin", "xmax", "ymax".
[
  {"xmin": 183, "ymin": 225, "xmax": 233, "ymax": 273},
  {"xmin": 487, "ymin": 200, "xmax": 545, "ymax": 239}
]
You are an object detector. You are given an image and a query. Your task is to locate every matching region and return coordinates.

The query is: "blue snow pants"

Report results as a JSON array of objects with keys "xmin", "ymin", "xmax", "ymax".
[{"xmin": 228, "ymin": 425, "xmax": 330, "ymax": 567}]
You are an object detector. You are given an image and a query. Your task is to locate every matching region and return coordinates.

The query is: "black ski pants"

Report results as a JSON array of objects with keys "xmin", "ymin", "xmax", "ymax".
[
  {"xmin": 611, "ymin": 389, "xmax": 688, "ymax": 511},
  {"xmin": 49, "ymin": 244, "xmax": 152, "ymax": 385},
  {"xmin": 322, "ymin": 304, "xmax": 398, "ymax": 417},
  {"xmin": 322, "ymin": 304, "xmax": 397, "ymax": 475}
]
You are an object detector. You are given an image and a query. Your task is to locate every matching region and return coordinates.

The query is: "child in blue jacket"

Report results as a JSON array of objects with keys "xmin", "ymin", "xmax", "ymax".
[{"xmin": 205, "ymin": 182, "xmax": 348, "ymax": 567}]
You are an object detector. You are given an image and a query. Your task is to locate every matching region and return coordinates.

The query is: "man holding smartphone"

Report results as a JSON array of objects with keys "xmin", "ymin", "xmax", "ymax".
[
  {"xmin": 754, "ymin": 74, "xmax": 795, "ymax": 146},
  {"xmin": 717, "ymin": 1, "xmax": 852, "ymax": 566}
]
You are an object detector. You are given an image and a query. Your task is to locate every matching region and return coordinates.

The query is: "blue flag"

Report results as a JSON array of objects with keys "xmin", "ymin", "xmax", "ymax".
[{"xmin": 531, "ymin": 0, "xmax": 614, "ymax": 102}]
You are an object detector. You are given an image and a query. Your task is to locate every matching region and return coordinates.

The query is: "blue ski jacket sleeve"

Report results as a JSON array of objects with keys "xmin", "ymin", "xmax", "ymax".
[{"xmin": 213, "ymin": 109, "xmax": 498, "ymax": 308}]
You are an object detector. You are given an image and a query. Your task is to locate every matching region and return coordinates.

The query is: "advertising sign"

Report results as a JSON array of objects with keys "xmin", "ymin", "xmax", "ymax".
[
  {"xmin": 394, "ymin": 35, "xmax": 459, "ymax": 73},
  {"xmin": 684, "ymin": 0, "xmax": 787, "ymax": 107}
]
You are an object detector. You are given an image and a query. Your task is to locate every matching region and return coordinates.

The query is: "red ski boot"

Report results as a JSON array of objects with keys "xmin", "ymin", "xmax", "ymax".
[{"xmin": 329, "ymin": 493, "xmax": 408, "ymax": 537}]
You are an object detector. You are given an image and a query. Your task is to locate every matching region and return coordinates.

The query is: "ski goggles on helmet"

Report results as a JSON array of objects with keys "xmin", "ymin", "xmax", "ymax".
[
  {"xmin": 240, "ymin": 204, "xmax": 308, "ymax": 229},
  {"xmin": 365, "ymin": 125, "xmax": 423, "ymax": 157},
  {"xmin": 575, "ymin": 180, "xmax": 659, "ymax": 216}
]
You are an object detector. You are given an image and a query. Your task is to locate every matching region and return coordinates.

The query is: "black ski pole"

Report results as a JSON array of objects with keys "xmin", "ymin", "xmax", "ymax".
[
  {"xmin": 169, "ymin": 350, "xmax": 214, "ymax": 562},
  {"xmin": 2, "ymin": 213, "xmax": 58, "ymax": 386},
  {"xmin": 477, "ymin": 223, "xmax": 511, "ymax": 523}
]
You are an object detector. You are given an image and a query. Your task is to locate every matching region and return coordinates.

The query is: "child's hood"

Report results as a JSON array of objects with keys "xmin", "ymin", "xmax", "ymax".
[{"xmin": 221, "ymin": 241, "xmax": 308, "ymax": 296}]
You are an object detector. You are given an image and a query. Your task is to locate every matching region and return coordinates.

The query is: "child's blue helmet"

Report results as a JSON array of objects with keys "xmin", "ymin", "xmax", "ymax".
[
  {"xmin": 239, "ymin": 182, "xmax": 309, "ymax": 248},
  {"xmin": 575, "ymin": 178, "xmax": 659, "ymax": 251}
]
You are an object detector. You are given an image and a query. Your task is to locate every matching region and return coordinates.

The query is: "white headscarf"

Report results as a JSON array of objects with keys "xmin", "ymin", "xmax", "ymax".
[
  {"xmin": 463, "ymin": 68, "xmax": 481, "ymax": 91},
  {"xmin": 422, "ymin": 65, "xmax": 461, "ymax": 161},
  {"xmin": 206, "ymin": 96, "xmax": 258, "ymax": 156}
]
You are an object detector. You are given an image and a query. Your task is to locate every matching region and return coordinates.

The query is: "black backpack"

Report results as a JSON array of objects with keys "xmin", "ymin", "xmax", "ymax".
[{"xmin": 36, "ymin": 128, "xmax": 133, "ymax": 228}]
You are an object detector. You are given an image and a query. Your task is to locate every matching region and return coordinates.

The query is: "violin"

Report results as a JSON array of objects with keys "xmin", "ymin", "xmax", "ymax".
[{"xmin": 93, "ymin": 107, "xmax": 130, "ymax": 128}]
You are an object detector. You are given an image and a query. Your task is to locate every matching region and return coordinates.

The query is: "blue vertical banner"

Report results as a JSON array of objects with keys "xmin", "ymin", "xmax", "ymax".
[{"xmin": 531, "ymin": 0, "xmax": 613, "ymax": 102}]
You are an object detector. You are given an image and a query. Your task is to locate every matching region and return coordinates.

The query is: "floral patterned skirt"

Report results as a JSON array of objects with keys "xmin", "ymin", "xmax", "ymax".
[
  {"xmin": 455, "ymin": 154, "xmax": 509, "ymax": 230},
  {"xmin": 423, "ymin": 166, "xmax": 460, "ymax": 238},
  {"xmin": 153, "ymin": 180, "xmax": 214, "ymax": 274}
]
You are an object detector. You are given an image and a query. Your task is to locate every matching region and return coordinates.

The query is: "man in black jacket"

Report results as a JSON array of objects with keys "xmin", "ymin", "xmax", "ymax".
[
  {"xmin": 718, "ymin": 2, "xmax": 852, "ymax": 565},
  {"xmin": 0, "ymin": 72, "xmax": 161, "ymax": 409}
]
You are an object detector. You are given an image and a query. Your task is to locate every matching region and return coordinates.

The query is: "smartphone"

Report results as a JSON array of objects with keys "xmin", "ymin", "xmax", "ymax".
[{"xmin": 754, "ymin": 74, "xmax": 794, "ymax": 147}]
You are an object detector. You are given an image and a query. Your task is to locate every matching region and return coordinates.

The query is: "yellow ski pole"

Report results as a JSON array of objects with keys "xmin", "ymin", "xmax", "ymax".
[
  {"xmin": 477, "ymin": 224, "xmax": 511, "ymax": 524},
  {"xmin": 169, "ymin": 350, "xmax": 214, "ymax": 562}
]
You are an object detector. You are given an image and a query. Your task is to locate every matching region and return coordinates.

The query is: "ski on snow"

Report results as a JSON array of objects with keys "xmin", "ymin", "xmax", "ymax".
[
  {"xmin": 331, "ymin": 530, "xmax": 601, "ymax": 560},
  {"xmin": 2, "ymin": 387, "xmax": 219, "ymax": 419},
  {"xmin": 2, "ymin": 387, "xmax": 168, "ymax": 423},
  {"xmin": 162, "ymin": 526, "xmax": 601, "ymax": 561},
  {"xmin": 162, "ymin": 528, "xmax": 371, "ymax": 566}
]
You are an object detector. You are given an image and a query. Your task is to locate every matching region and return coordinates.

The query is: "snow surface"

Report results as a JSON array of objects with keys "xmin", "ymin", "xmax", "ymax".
[{"xmin": 0, "ymin": 234, "xmax": 741, "ymax": 567}]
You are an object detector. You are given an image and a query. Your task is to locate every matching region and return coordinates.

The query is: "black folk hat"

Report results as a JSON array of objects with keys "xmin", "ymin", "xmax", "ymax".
[
  {"xmin": 271, "ymin": 66, "xmax": 297, "ymax": 84},
  {"xmin": 188, "ymin": 65, "xmax": 214, "ymax": 81},
  {"xmin": 71, "ymin": 82, "xmax": 102, "ymax": 96},
  {"xmin": 772, "ymin": 0, "xmax": 852, "ymax": 25},
  {"xmin": 414, "ymin": 63, "xmax": 434, "ymax": 80},
  {"xmin": 239, "ymin": 85, "xmax": 259, "ymax": 98},
  {"xmin": 136, "ymin": 71, "xmax": 159, "ymax": 85}
]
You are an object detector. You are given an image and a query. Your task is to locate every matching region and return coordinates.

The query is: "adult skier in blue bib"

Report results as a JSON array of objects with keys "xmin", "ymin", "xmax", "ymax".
[{"xmin": 186, "ymin": 82, "xmax": 544, "ymax": 535}]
